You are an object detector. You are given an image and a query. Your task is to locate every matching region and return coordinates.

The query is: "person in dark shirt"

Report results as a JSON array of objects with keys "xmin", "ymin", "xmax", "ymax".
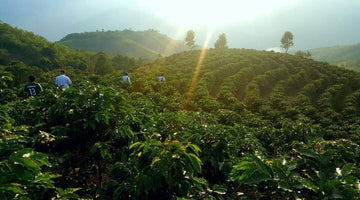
[{"xmin": 24, "ymin": 75, "xmax": 43, "ymax": 97}]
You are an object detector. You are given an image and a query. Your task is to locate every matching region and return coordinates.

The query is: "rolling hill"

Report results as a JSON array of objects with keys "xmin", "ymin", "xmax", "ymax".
[
  {"xmin": 57, "ymin": 29, "xmax": 188, "ymax": 59},
  {"xmin": 0, "ymin": 22, "xmax": 148, "ymax": 73},
  {"xmin": 129, "ymin": 49, "xmax": 360, "ymax": 131},
  {"xmin": 1, "ymin": 23, "xmax": 360, "ymax": 199},
  {"xmin": 0, "ymin": 22, "xmax": 93, "ymax": 70},
  {"xmin": 309, "ymin": 43, "xmax": 360, "ymax": 71}
]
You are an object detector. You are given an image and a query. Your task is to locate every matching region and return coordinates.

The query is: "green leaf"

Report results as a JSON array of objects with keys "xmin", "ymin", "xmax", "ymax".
[
  {"xmin": 151, "ymin": 157, "xmax": 161, "ymax": 167},
  {"xmin": 100, "ymin": 148, "xmax": 112, "ymax": 159},
  {"xmin": 90, "ymin": 142, "xmax": 102, "ymax": 155},
  {"xmin": 14, "ymin": 158, "xmax": 41, "ymax": 172},
  {"xmin": 63, "ymin": 187, "xmax": 81, "ymax": 194},
  {"xmin": 341, "ymin": 163, "xmax": 353, "ymax": 176},
  {"xmin": 0, "ymin": 184, "xmax": 27, "ymax": 195},
  {"xmin": 295, "ymin": 148, "xmax": 317, "ymax": 158},
  {"xmin": 10, "ymin": 165, "xmax": 34, "ymax": 181},
  {"xmin": 188, "ymin": 153, "xmax": 202, "ymax": 174},
  {"xmin": 192, "ymin": 177, "xmax": 207, "ymax": 186},
  {"xmin": 57, "ymin": 187, "xmax": 65, "ymax": 196},
  {"xmin": 235, "ymin": 169, "xmax": 256, "ymax": 186},
  {"xmin": 187, "ymin": 144, "xmax": 201, "ymax": 154},
  {"xmin": 301, "ymin": 179, "xmax": 319, "ymax": 192},
  {"xmin": 212, "ymin": 184, "xmax": 227, "ymax": 195},
  {"xmin": 129, "ymin": 142, "xmax": 141, "ymax": 149}
]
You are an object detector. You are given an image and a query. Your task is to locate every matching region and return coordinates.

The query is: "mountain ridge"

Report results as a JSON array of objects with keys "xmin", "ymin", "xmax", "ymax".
[{"xmin": 57, "ymin": 29, "xmax": 188, "ymax": 59}]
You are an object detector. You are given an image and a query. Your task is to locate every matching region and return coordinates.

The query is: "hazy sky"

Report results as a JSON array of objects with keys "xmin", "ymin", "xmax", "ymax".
[{"xmin": 1, "ymin": 0, "xmax": 359, "ymax": 50}]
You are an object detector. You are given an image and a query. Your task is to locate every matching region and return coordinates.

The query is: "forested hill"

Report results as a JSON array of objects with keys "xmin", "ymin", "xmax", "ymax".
[
  {"xmin": 0, "ymin": 22, "xmax": 89, "ymax": 70},
  {"xmin": 57, "ymin": 29, "xmax": 187, "ymax": 58},
  {"xmin": 309, "ymin": 43, "xmax": 360, "ymax": 71},
  {"xmin": 0, "ymin": 22, "xmax": 149, "ymax": 73}
]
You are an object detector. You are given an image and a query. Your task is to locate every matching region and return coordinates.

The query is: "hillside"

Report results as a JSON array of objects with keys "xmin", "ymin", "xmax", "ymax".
[
  {"xmin": 309, "ymin": 43, "xmax": 360, "ymax": 70},
  {"xmin": 0, "ymin": 22, "xmax": 148, "ymax": 73},
  {"xmin": 1, "ymin": 34, "xmax": 360, "ymax": 199},
  {"xmin": 129, "ymin": 49, "xmax": 360, "ymax": 131},
  {"xmin": 57, "ymin": 29, "xmax": 188, "ymax": 59},
  {"xmin": 0, "ymin": 22, "xmax": 89, "ymax": 70}
]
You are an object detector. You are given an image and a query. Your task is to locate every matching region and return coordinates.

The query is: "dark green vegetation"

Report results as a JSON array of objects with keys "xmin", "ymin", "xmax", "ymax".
[
  {"xmin": 0, "ymin": 22, "xmax": 149, "ymax": 73},
  {"xmin": 1, "ymin": 23, "xmax": 360, "ymax": 199},
  {"xmin": 57, "ymin": 29, "xmax": 187, "ymax": 59},
  {"xmin": 309, "ymin": 43, "xmax": 360, "ymax": 71}
]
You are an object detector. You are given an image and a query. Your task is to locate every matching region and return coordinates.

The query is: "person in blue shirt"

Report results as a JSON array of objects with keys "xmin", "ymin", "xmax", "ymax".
[
  {"xmin": 55, "ymin": 70, "xmax": 72, "ymax": 89},
  {"xmin": 158, "ymin": 74, "xmax": 165, "ymax": 82},
  {"xmin": 122, "ymin": 72, "xmax": 131, "ymax": 84}
]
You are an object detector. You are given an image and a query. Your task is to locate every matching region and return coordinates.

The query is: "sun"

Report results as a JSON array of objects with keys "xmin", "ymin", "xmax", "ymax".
[{"xmin": 137, "ymin": 0, "xmax": 299, "ymax": 27}]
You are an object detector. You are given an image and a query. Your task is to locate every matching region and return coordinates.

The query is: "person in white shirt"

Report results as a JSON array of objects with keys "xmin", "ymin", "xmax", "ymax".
[
  {"xmin": 122, "ymin": 72, "xmax": 131, "ymax": 84},
  {"xmin": 55, "ymin": 70, "xmax": 72, "ymax": 89},
  {"xmin": 158, "ymin": 74, "xmax": 165, "ymax": 82},
  {"xmin": 159, "ymin": 74, "xmax": 165, "ymax": 82}
]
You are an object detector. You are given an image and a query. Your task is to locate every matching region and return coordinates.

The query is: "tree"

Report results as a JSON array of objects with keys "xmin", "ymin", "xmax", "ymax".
[
  {"xmin": 281, "ymin": 31, "xmax": 294, "ymax": 53},
  {"xmin": 93, "ymin": 52, "xmax": 114, "ymax": 75},
  {"xmin": 185, "ymin": 30, "xmax": 195, "ymax": 50},
  {"xmin": 294, "ymin": 50, "xmax": 311, "ymax": 58},
  {"xmin": 214, "ymin": 33, "xmax": 228, "ymax": 49}
]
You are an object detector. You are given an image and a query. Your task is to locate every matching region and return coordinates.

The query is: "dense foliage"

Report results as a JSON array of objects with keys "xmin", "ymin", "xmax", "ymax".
[
  {"xmin": 0, "ymin": 22, "xmax": 148, "ymax": 73},
  {"xmin": 57, "ymin": 29, "xmax": 187, "ymax": 59},
  {"xmin": 1, "ymin": 24, "xmax": 360, "ymax": 199}
]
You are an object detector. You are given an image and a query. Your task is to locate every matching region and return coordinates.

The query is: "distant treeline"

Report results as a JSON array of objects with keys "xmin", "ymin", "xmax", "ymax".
[{"xmin": 57, "ymin": 28, "xmax": 187, "ymax": 58}]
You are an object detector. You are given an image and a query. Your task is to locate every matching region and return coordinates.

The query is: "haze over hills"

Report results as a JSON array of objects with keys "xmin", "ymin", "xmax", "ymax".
[
  {"xmin": 1, "ymin": 0, "xmax": 360, "ymax": 50},
  {"xmin": 308, "ymin": 43, "xmax": 360, "ymax": 71},
  {"xmin": 57, "ymin": 29, "xmax": 188, "ymax": 59}
]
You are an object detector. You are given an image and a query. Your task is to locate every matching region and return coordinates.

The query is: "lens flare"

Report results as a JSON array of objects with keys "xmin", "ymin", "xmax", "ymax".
[{"xmin": 184, "ymin": 27, "xmax": 214, "ymax": 108}]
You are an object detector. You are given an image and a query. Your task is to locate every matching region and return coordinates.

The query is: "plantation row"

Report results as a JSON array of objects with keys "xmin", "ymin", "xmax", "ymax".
[
  {"xmin": 1, "ymin": 49, "xmax": 360, "ymax": 199},
  {"xmin": 127, "ymin": 50, "xmax": 360, "ymax": 135}
]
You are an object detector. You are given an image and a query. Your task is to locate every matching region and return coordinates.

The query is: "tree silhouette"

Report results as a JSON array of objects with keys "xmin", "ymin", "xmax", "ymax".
[
  {"xmin": 281, "ymin": 31, "xmax": 294, "ymax": 53},
  {"xmin": 185, "ymin": 30, "xmax": 195, "ymax": 50},
  {"xmin": 214, "ymin": 33, "xmax": 228, "ymax": 49}
]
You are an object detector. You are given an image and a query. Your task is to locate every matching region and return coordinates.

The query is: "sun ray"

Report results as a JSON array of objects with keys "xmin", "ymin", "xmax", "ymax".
[{"xmin": 184, "ymin": 27, "xmax": 214, "ymax": 109}]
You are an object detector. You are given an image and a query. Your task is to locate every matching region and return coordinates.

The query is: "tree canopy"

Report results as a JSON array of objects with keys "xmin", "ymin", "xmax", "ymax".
[
  {"xmin": 294, "ymin": 50, "xmax": 311, "ymax": 58},
  {"xmin": 281, "ymin": 31, "xmax": 294, "ymax": 53},
  {"xmin": 214, "ymin": 33, "xmax": 228, "ymax": 49},
  {"xmin": 185, "ymin": 30, "xmax": 195, "ymax": 50}
]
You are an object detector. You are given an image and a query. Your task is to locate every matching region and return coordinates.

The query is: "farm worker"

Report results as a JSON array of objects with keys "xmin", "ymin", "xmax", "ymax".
[
  {"xmin": 25, "ymin": 75, "xmax": 43, "ymax": 97},
  {"xmin": 158, "ymin": 74, "xmax": 165, "ymax": 82},
  {"xmin": 122, "ymin": 72, "xmax": 131, "ymax": 84},
  {"xmin": 55, "ymin": 70, "xmax": 72, "ymax": 89}
]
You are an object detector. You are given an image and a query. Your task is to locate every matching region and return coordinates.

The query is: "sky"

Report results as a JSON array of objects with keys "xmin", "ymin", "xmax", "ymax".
[{"xmin": 1, "ymin": 0, "xmax": 360, "ymax": 51}]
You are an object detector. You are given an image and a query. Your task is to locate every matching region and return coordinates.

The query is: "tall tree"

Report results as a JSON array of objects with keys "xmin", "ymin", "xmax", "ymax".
[
  {"xmin": 214, "ymin": 33, "xmax": 228, "ymax": 49},
  {"xmin": 185, "ymin": 30, "xmax": 195, "ymax": 50},
  {"xmin": 281, "ymin": 31, "xmax": 294, "ymax": 53}
]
